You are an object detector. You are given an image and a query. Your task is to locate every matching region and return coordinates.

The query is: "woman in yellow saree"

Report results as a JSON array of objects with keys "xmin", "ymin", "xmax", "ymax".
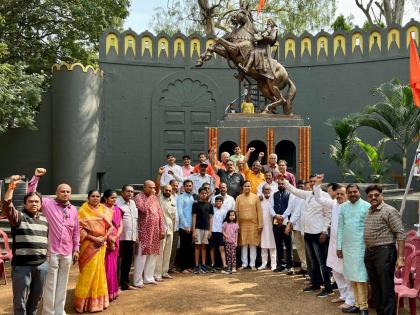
[{"xmin": 74, "ymin": 189, "xmax": 113, "ymax": 313}]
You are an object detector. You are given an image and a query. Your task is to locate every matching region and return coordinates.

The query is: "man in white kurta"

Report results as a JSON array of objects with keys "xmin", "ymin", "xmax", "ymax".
[
  {"xmin": 258, "ymin": 184, "xmax": 277, "ymax": 271},
  {"xmin": 313, "ymin": 176, "xmax": 354, "ymax": 310},
  {"xmin": 337, "ymin": 184, "xmax": 371, "ymax": 314}
]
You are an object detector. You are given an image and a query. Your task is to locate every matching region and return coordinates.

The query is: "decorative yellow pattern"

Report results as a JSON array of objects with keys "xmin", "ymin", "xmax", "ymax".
[
  {"xmin": 124, "ymin": 35, "xmax": 136, "ymax": 55},
  {"xmin": 190, "ymin": 38, "xmax": 201, "ymax": 57},
  {"xmin": 301, "ymin": 37, "xmax": 312, "ymax": 56},
  {"xmin": 206, "ymin": 39, "xmax": 215, "ymax": 49},
  {"xmin": 369, "ymin": 31, "xmax": 382, "ymax": 52},
  {"xmin": 333, "ymin": 35, "xmax": 346, "ymax": 56},
  {"xmin": 285, "ymin": 38, "xmax": 296, "ymax": 58},
  {"xmin": 52, "ymin": 63, "xmax": 102, "ymax": 75},
  {"xmin": 387, "ymin": 28, "xmax": 400, "ymax": 49},
  {"xmin": 105, "ymin": 33, "xmax": 118, "ymax": 55},
  {"xmin": 406, "ymin": 26, "xmax": 419, "ymax": 47},
  {"xmin": 141, "ymin": 36, "xmax": 153, "ymax": 56},
  {"xmin": 351, "ymin": 32, "xmax": 364, "ymax": 53},
  {"xmin": 174, "ymin": 38, "xmax": 185, "ymax": 57},
  {"xmin": 158, "ymin": 37, "xmax": 169, "ymax": 58},
  {"xmin": 317, "ymin": 36, "xmax": 328, "ymax": 56}
]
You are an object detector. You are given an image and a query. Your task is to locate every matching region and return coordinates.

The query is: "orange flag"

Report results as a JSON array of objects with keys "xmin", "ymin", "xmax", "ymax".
[
  {"xmin": 409, "ymin": 37, "xmax": 420, "ymax": 107},
  {"xmin": 257, "ymin": 0, "xmax": 265, "ymax": 15}
]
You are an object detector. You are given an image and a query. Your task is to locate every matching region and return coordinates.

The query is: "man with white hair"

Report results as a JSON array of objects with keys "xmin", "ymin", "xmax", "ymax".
[{"xmin": 261, "ymin": 153, "xmax": 280, "ymax": 176}]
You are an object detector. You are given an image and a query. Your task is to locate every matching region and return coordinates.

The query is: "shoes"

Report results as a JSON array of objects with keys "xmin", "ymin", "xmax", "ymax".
[
  {"xmin": 286, "ymin": 268, "xmax": 294, "ymax": 275},
  {"xmin": 162, "ymin": 274, "xmax": 173, "ymax": 279},
  {"xmin": 221, "ymin": 267, "xmax": 231, "ymax": 274},
  {"xmin": 331, "ymin": 298, "xmax": 345, "ymax": 303},
  {"xmin": 232, "ymin": 268, "xmax": 237, "ymax": 273},
  {"xmin": 273, "ymin": 266, "xmax": 285, "ymax": 273},
  {"xmin": 193, "ymin": 265, "xmax": 200, "ymax": 274},
  {"xmin": 317, "ymin": 289, "xmax": 334, "ymax": 298},
  {"xmin": 295, "ymin": 268, "xmax": 307, "ymax": 276},
  {"xmin": 200, "ymin": 265, "xmax": 207, "ymax": 274},
  {"xmin": 257, "ymin": 265, "xmax": 267, "ymax": 270},
  {"xmin": 303, "ymin": 285, "xmax": 321, "ymax": 292},
  {"xmin": 341, "ymin": 305, "xmax": 360, "ymax": 313},
  {"xmin": 359, "ymin": 310, "xmax": 368, "ymax": 315},
  {"xmin": 210, "ymin": 265, "xmax": 216, "ymax": 273}
]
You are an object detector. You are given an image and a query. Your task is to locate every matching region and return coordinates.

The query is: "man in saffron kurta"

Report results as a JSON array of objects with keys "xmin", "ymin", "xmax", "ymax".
[
  {"xmin": 236, "ymin": 181, "xmax": 263, "ymax": 270},
  {"xmin": 133, "ymin": 180, "xmax": 165, "ymax": 286},
  {"xmin": 337, "ymin": 184, "xmax": 371, "ymax": 315}
]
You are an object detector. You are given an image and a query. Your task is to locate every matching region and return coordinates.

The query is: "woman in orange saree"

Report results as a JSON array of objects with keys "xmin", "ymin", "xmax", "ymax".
[{"xmin": 74, "ymin": 190, "xmax": 113, "ymax": 313}]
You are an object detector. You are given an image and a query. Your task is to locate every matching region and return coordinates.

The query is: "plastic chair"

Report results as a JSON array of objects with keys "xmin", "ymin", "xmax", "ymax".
[
  {"xmin": 395, "ymin": 244, "xmax": 416, "ymax": 286},
  {"xmin": 396, "ymin": 251, "xmax": 420, "ymax": 315},
  {"xmin": 409, "ymin": 237, "xmax": 420, "ymax": 252},
  {"xmin": 0, "ymin": 229, "xmax": 12, "ymax": 262},
  {"xmin": 407, "ymin": 230, "xmax": 417, "ymax": 241}
]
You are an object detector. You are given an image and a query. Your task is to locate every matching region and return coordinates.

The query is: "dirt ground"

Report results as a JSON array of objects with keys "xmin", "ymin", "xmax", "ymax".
[{"xmin": 0, "ymin": 265, "xmax": 415, "ymax": 315}]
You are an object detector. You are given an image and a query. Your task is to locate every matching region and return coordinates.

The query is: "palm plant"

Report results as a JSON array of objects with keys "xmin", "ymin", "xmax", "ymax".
[
  {"xmin": 354, "ymin": 79, "xmax": 420, "ymax": 183},
  {"xmin": 326, "ymin": 115, "xmax": 361, "ymax": 181},
  {"xmin": 355, "ymin": 138, "xmax": 397, "ymax": 183}
]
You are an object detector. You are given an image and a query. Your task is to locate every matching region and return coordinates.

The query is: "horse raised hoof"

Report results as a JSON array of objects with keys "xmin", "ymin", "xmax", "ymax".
[{"xmin": 195, "ymin": 60, "xmax": 204, "ymax": 67}]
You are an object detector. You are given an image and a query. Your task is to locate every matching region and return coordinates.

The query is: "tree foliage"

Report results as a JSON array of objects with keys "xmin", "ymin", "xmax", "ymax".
[
  {"xmin": 0, "ymin": 1, "xmax": 130, "ymax": 134},
  {"xmin": 354, "ymin": 0, "xmax": 418, "ymax": 27},
  {"xmin": 331, "ymin": 14, "xmax": 354, "ymax": 32},
  {"xmin": 0, "ymin": 0, "xmax": 130, "ymax": 74},
  {"xmin": 150, "ymin": 0, "xmax": 336, "ymax": 36}
]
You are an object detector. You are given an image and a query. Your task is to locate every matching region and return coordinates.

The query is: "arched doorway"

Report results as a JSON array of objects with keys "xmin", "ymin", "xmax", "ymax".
[
  {"xmin": 275, "ymin": 140, "xmax": 296, "ymax": 173},
  {"xmin": 218, "ymin": 141, "xmax": 237, "ymax": 160},
  {"xmin": 247, "ymin": 140, "xmax": 267, "ymax": 167}
]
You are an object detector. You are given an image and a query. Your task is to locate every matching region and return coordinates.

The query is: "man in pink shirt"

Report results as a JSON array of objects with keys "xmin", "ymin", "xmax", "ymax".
[
  {"xmin": 28, "ymin": 168, "xmax": 80, "ymax": 315},
  {"xmin": 181, "ymin": 155, "xmax": 194, "ymax": 178}
]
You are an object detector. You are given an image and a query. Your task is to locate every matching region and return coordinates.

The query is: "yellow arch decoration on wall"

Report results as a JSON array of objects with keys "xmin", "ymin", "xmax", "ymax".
[
  {"xmin": 124, "ymin": 34, "xmax": 136, "ymax": 55},
  {"xmin": 141, "ymin": 36, "xmax": 153, "ymax": 56},
  {"xmin": 317, "ymin": 36, "xmax": 328, "ymax": 56},
  {"xmin": 406, "ymin": 26, "xmax": 419, "ymax": 47},
  {"xmin": 351, "ymin": 32, "xmax": 364, "ymax": 53},
  {"xmin": 387, "ymin": 28, "xmax": 400, "ymax": 49},
  {"xmin": 158, "ymin": 38, "xmax": 169, "ymax": 57},
  {"xmin": 333, "ymin": 35, "xmax": 346, "ymax": 56},
  {"xmin": 369, "ymin": 31, "xmax": 382, "ymax": 52},
  {"xmin": 206, "ymin": 39, "xmax": 215, "ymax": 49},
  {"xmin": 190, "ymin": 38, "xmax": 201, "ymax": 57},
  {"xmin": 106, "ymin": 33, "xmax": 119, "ymax": 55},
  {"xmin": 52, "ymin": 63, "xmax": 102, "ymax": 75},
  {"xmin": 301, "ymin": 37, "xmax": 312, "ymax": 56},
  {"xmin": 174, "ymin": 38, "xmax": 185, "ymax": 57},
  {"xmin": 285, "ymin": 38, "xmax": 296, "ymax": 58}
]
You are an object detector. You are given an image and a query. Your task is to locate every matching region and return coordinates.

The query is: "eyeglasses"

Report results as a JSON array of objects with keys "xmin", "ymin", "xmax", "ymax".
[{"xmin": 367, "ymin": 193, "xmax": 381, "ymax": 198}]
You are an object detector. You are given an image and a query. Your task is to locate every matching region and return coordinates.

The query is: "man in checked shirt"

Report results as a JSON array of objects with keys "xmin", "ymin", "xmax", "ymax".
[{"xmin": 364, "ymin": 184, "xmax": 405, "ymax": 315}]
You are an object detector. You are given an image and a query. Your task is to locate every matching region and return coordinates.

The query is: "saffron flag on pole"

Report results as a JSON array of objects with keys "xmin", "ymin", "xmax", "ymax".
[
  {"xmin": 257, "ymin": 0, "xmax": 265, "ymax": 16},
  {"xmin": 409, "ymin": 36, "xmax": 420, "ymax": 107}
]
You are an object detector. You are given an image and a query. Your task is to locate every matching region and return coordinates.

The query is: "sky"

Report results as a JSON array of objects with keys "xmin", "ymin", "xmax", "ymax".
[{"xmin": 123, "ymin": 0, "xmax": 420, "ymax": 34}]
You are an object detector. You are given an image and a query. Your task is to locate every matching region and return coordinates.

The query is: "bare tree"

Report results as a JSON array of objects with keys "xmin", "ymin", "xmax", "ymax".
[{"xmin": 355, "ymin": 0, "xmax": 405, "ymax": 26}]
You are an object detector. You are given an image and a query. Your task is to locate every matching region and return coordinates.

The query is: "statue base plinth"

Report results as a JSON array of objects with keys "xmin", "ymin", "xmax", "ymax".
[{"xmin": 207, "ymin": 113, "xmax": 311, "ymax": 180}]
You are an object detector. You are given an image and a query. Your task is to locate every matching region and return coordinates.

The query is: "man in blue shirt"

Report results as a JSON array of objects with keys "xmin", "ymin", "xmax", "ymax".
[
  {"xmin": 176, "ymin": 179, "xmax": 196, "ymax": 273},
  {"xmin": 272, "ymin": 180, "xmax": 292, "ymax": 273}
]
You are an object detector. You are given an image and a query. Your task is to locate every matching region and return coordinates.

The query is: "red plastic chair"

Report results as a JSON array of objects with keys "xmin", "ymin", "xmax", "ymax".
[
  {"xmin": 0, "ymin": 229, "xmax": 12, "ymax": 262},
  {"xmin": 410, "ymin": 237, "xmax": 420, "ymax": 252},
  {"xmin": 407, "ymin": 230, "xmax": 417, "ymax": 241},
  {"xmin": 396, "ymin": 251, "xmax": 420, "ymax": 315},
  {"xmin": 395, "ymin": 244, "xmax": 416, "ymax": 286}
]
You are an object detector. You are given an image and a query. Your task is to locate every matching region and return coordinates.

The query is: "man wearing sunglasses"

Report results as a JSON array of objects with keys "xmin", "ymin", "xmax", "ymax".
[{"xmin": 364, "ymin": 185, "xmax": 405, "ymax": 315}]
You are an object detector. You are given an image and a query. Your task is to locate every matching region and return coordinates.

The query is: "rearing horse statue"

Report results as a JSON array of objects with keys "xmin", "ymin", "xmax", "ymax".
[{"xmin": 196, "ymin": 7, "xmax": 296, "ymax": 115}]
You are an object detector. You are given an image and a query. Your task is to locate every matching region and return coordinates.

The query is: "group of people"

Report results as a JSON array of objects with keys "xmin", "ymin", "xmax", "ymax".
[{"xmin": 2, "ymin": 144, "xmax": 406, "ymax": 315}]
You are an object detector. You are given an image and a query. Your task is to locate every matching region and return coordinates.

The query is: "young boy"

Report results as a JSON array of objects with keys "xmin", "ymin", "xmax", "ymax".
[
  {"xmin": 209, "ymin": 196, "xmax": 229, "ymax": 273},
  {"xmin": 192, "ymin": 187, "xmax": 214, "ymax": 274}
]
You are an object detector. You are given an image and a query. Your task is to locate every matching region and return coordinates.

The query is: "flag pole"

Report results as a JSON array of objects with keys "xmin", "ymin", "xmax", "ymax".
[{"xmin": 399, "ymin": 140, "xmax": 420, "ymax": 216}]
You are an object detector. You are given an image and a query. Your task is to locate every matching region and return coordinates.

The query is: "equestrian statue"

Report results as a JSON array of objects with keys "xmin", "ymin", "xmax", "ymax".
[{"xmin": 196, "ymin": 6, "xmax": 296, "ymax": 115}]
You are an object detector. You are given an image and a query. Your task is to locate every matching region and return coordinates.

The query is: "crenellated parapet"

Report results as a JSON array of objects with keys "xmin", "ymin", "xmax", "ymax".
[
  {"xmin": 100, "ymin": 20, "xmax": 419, "ymax": 67},
  {"xmin": 52, "ymin": 62, "xmax": 103, "ymax": 76}
]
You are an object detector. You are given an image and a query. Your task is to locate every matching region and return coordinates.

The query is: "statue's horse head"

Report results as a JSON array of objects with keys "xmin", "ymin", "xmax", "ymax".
[{"xmin": 228, "ymin": 8, "xmax": 256, "ymax": 42}]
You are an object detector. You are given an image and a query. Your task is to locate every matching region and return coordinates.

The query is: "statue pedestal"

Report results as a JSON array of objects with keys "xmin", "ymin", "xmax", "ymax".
[{"xmin": 207, "ymin": 113, "xmax": 311, "ymax": 180}]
